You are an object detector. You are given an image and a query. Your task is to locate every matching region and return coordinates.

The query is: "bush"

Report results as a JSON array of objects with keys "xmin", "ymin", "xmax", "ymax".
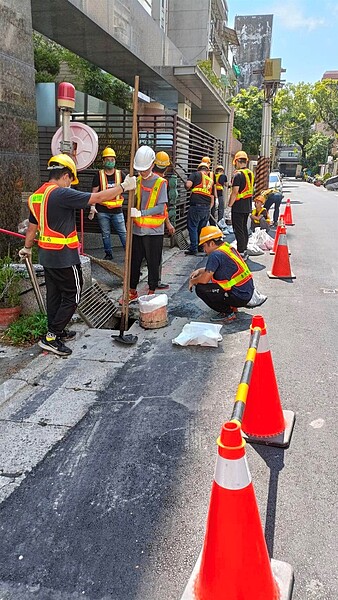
[
  {"xmin": 4, "ymin": 312, "xmax": 47, "ymax": 345},
  {"xmin": 0, "ymin": 258, "xmax": 22, "ymax": 308}
]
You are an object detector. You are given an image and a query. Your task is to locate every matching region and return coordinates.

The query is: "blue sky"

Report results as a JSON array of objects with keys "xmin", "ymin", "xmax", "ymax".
[{"xmin": 228, "ymin": 0, "xmax": 338, "ymax": 84}]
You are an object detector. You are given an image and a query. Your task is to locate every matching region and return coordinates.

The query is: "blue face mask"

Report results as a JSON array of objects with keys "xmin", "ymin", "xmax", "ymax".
[{"xmin": 104, "ymin": 160, "xmax": 115, "ymax": 169}]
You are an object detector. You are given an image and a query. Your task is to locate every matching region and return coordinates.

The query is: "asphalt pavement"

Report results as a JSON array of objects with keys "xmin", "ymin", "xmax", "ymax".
[{"xmin": 0, "ymin": 179, "xmax": 337, "ymax": 600}]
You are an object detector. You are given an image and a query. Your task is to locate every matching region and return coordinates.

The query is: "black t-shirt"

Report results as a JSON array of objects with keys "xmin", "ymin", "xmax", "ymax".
[
  {"xmin": 29, "ymin": 186, "xmax": 91, "ymax": 268},
  {"xmin": 215, "ymin": 173, "xmax": 227, "ymax": 197},
  {"xmin": 92, "ymin": 170, "xmax": 126, "ymax": 214},
  {"xmin": 188, "ymin": 171, "xmax": 213, "ymax": 207},
  {"xmin": 231, "ymin": 170, "xmax": 253, "ymax": 213}
]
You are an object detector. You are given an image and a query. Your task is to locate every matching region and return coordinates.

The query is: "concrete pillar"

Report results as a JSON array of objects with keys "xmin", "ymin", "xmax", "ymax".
[{"xmin": 0, "ymin": 0, "xmax": 40, "ymax": 255}]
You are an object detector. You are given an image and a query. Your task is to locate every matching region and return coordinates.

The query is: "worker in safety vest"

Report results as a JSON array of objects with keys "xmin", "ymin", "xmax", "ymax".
[
  {"xmin": 211, "ymin": 164, "xmax": 228, "ymax": 223},
  {"xmin": 259, "ymin": 187, "xmax": 283, "ymax": 227},
  {"xmin": 185, "ymin": 162, "xmax": 215, "ymax": 255},
  {"xmin": 125, "ymin": 145, "xmax": 168, "ymax": 303},
  {"xmin": 228, "ymin": 150, "xmax": 254, "ymax": 261},
  {"xmin": 250, "ymin": 195, "xmax": 271, "ymax": 232},
  {"xmin": 90, "ymin": 146, "xmax": 127, "ymax": 260},
  {"xmin": 19, "ymin": 154, "xmax": 136, "ymax": 356},
  {"xmin": 188, "ymin": 226, "xmax": 267, "ymax": 322},
  {"xmin": 153, "ymin": 151, "xmax": 176, "ymax": 289}
]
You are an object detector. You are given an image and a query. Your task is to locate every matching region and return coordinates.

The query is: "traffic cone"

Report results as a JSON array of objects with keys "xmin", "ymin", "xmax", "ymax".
[
  {"xmin": 241, "ymin": 315, "xmax": 295, "ymax": 448},
  {"xmin": 267, "ymin": 224, "xmax": 295, "ymax": 278},
  {"xmin": 283, "ymin": 198, "xmax": 294, "ymax": 225},
  {"xmin": 270, "ymin": 216, "xmax": 291, "ymax": 255}
]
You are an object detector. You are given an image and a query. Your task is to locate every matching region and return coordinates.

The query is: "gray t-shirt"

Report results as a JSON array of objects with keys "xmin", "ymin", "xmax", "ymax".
[
  {"xmin": 29, "ymin": 186, "xmax": 91, "ymax": 268},
  {"xmin": 132, "ymin": 174, "xmax": 167, "ymax": 236}
]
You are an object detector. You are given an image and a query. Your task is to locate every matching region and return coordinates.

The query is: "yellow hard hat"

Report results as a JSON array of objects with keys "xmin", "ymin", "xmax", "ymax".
[
  {"xmin": 155, "ymin": 151, "xmax": 170, "ymax": 168},
  {"xmin": 102, "ymin": 146, "xmax": 116, "ymax": 158},
  {"xmin": 48, "ymin": 154, "xmax": 79, "ymax": 185},
  {"xmin": 198, "ymin": 162, "xmax": 210, "ymax": 170},
  {"xmin": 199, "ymin": 225, "xmax": 223, "ymax": 245},
  {"xmin": 201, "ymin": 156, "xmax": 211, "ymax": 165},
  {"xmin": 215, "ymin": 165, "xmax": 224, "ymax": 171},
  {"xmin": 254, "ymin": 194, "xmax": 266, "ymax": 204},
  {"xmin": 233, "ymin": 151, "xmax": 248, "ymax": 165}
]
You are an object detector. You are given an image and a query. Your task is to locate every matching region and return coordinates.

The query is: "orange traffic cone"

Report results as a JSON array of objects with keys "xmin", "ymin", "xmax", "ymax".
[
  {"xmin": 180, "ymin": 421, "xmax": 294, "ymax": 600},
  {"xmin": 268, "ymin": 224, "xmax": 295, "ymax": 278},
  {"xmin": 241, "ymin": 315, "xmax": 295, "ymax": 448},
  {"xmin": 283, "ymin": 198, "xmax": 294, "ymax": 225},
  {"xmin": 270, "ymin": 216, "xmax": 291, "ymax": 255}
]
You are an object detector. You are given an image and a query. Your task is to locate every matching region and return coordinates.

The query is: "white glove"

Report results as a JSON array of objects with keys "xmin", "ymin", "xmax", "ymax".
[
  {"xmin": 18, "ymin": 247, "xmax": 32, "ymax": 259},
  {"xmin": 130, "ymin": 208, "xmax": 141, "ymax": 218},
  {"xmin": 88, "ymin": 206, "xmax": 97, "ymax": 220},
  {"xmin": 122, "ymin": 174, "xmax": 136, "ymax": 192}
]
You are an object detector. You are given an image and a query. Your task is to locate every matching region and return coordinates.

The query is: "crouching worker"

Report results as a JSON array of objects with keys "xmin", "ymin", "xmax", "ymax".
[
  {"xmin": 188, "ymin": 226, "xmax": 267, "ymax": 322},
  {"xmin": 250, "ymin": 195, "xmax": 271, "ymax": 232}
]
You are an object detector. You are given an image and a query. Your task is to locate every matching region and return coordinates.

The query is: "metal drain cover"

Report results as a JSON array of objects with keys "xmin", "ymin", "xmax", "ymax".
[
  {"xmin": 174, "ymin": 230, "xmax": 190, "ymax": 250},
  {"xmin": 77, "ymin": 282, "xmax": 118, "ymax": 328}
]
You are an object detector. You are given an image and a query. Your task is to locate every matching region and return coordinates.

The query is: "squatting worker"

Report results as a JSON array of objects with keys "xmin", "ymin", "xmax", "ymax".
[
  {"xmin": 125, "ymin": 145, "xmax": 168, "ymax": 303},
  {"xmin": 89, "ymin": 146, "xmax": 127, "ymax": 260},
  {"xmin": 188, "ymin": 226, "xmax": 266, "ymax": 323},
  {"xmin": 185, "ymin": 162, "xmax": 215, "ymax": 256},
  {"xmin": 19, "ymin": 154, "xmax": 136, "ymax": 356},
  {"xmin": 153, "ymin": 151, "xmax": 176, "ymax": 289},
  {"xmin": 228, "ymin": 151, "xmax": 254, "ymax": 261}
]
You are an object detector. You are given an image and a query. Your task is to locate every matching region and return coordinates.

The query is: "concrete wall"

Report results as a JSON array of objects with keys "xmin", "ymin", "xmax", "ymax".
[
  {"xmin": 0, "ymin": 0, "xmax": 40, "ymax": 253},
  {"xmin": 167, "ymin": 0, "xmax": 210, "ymax": 64},
  {"xmin": 234, "ymin": 14, "xmax": 273, "ymax": 90}
]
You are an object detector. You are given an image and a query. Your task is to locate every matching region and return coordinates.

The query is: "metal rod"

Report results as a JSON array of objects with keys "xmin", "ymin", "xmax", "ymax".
[
  {"xmin": 24, "ymin": 257, "xmax": 46, "ymax": 314},
  {"xmin": 230, "ymin": 328, "xmax": 261, "ymax": 425}
]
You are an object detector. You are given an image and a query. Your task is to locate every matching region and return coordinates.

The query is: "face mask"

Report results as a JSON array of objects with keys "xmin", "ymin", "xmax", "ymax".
[
  {"xmin": 141, "ymin": 170, "xmax": 153, "ymax": 180},
  {"xmin": 104, "ymin": 160, "xmax": 115, "ymax": 169}
]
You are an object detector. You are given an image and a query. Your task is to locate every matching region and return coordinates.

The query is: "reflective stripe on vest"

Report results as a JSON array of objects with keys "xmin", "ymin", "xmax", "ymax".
[
  {"xmin": 215, "ymin": 173, "xmax": 223, "ymax": 191},
  {"xmin": 252, "ymin": 207, "xmax": 270, "ymax": 225},
  {"xmin": 99, "ymin": 169, "xmax": 124, "ymax": 208},
  {"xmin": 211, "ymin": 243, "xmax": 252, "ymax": 290},
  {"xmin": 133, "ymin": 176, "xmax": 166, "ymax": 228},
  {"xmin": 28, "ymin": 183, "xmax": 57, "ymax": 223},
  {"xmin": 38, "ymin": 186, "xmax": 79, "ymax": 250},
  {"xmin": 236, "ymin": 169, "xmax": 254, "ymax": 200},
  {"xmin": 191, "ymin": 172, "xmax": 213, "ymax": 197}
]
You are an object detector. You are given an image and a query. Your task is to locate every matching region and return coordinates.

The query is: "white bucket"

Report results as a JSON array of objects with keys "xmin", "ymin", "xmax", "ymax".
[{"xmin": 138, "ymin": 294, "xmax": 168, "ymax": 329}]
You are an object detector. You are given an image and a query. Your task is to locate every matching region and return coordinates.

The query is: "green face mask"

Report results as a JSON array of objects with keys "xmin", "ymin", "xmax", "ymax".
[{"xmin": 104, "ymin": 160, "xmax": 115, "ymax": 169}]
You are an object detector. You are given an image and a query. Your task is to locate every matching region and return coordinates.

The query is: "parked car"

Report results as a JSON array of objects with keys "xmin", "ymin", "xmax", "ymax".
[
  {"xmin": 324, "ymin": 175, "xmax": 338, "ymax": 191},
  {"xmin": 268, "ymin": 172, "xmax": 283, "ymax": 193}
]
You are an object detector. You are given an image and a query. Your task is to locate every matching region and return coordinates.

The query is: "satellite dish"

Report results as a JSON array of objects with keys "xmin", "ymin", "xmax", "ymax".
[{"xmin": 51, "ymin": 122, "xmax": 98, "ymax": 171}]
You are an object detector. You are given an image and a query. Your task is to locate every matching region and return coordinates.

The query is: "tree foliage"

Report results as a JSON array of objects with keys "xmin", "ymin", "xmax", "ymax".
[
  {"xmin": 33, "ymin": 33, "xmax": 132, "ymax": 110},
  {"xmin": 304, "ymin": 132, "xmax": 331, "ymax": 173},
  {"xmin": 229, "ymin": 87, "xmax": 264, "ymax": 155},
  {"xmin": 274, "ymin": 83, "xmax": 317, "ymax": 160},
  {"xmin": 313, "ymin": 79, "xmax": 338, "ymax": 135}
]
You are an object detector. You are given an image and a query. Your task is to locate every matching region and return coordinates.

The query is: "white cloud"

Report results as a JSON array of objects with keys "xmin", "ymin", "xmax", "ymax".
[{"xmin": 273, "ymin": 3, "xmax": 326, "ymax": 31}]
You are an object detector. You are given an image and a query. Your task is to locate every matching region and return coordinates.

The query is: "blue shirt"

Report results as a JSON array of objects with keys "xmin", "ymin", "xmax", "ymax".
[{"xmin": 206, "ymin": 247, "xmax": 254, "ymax": 300}]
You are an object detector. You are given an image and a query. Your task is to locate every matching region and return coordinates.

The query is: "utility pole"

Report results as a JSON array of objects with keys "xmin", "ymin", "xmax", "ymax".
[{"xmin": 254, "ymin": 59, "xmax": 285, "ymax": 195}]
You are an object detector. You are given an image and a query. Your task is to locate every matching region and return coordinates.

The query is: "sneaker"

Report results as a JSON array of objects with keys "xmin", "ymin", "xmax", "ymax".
[
  {"xmin": 184, "ymin": 250, "xmax": 197, "ymax": 256},
  {"xmin": 38, "ymin": 335, "xmax": 72, "ymax": 356},
  {"xmin": 104, "ymin": 253, "xmax": 113, "ymax": 260},
  {"xmin": 156, "ymin": 282, "xmax": 170, "ymax": 290},
  {"xmin": 118, "ymin": 290, "xmax": 138, "ymax": 305},
  {"xmin": 240, "ymin": 251, "xmax": 248, "ymax": 261},
  {"xmin": 210, "ymin": 311, "xmax": 237, "ymax": 322},
  {"xmin": 60, "ymin": 329, "xmax": 76, "ymax": 341}
]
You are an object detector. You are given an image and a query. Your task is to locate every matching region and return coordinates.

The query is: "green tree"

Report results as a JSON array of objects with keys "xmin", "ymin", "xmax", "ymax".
[
  {"xmin": 229, "ymin": 87, "xmax": 264, "ymax": 155},
  {"xmin": 274, "ymin": 83, "xmax": 317, "ymax": 162},
  {"xmin": 304, "ymin": 132, "xmax": 331, "ymax": 174},
  {"xmin": 313, "ymin": 79, "xmax": 338, "ymax": 135}
]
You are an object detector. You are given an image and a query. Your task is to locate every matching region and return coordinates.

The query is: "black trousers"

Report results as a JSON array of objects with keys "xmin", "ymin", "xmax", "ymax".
[
  {"xmin": 195, "ymin": 283, "xmax": 250, "ymax": 313},
  {"xmin": 231, "ymin": 211, "xmax": 250, "ymax": 253},
  {"xmin": 44, "ymin": 265, "xmax": 83, "ymax": 337},
  {"xmin": 130, "ymin": 234, "xmax": 163, "ymax": 292}
]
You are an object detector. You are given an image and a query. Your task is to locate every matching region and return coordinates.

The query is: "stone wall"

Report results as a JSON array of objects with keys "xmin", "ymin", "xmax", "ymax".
[{"xmin": 0, "ymin": 0, "xmax": 40, "ymax": 256}]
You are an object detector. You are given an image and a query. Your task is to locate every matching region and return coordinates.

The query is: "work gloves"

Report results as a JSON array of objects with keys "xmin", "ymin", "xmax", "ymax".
[
  {"xmin": 121, "ymin": 175, "xmax": 136, "ymax": 192},
  {"xmin": 18, "ymin": 247, "xmax": 32, "ymax": 259},
  {"xmin": 130, "ymin": 208, "xmax": 142, "ymax": 218}
]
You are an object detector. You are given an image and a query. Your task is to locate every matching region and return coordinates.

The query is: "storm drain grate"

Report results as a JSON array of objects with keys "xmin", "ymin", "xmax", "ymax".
[
  {"xmin": 77, "ymin": 282, "xmax": 119, "ymax": 328},
  {"xmin": 174, "ymin": 230, "xmax": 190, "ymax": 250}
]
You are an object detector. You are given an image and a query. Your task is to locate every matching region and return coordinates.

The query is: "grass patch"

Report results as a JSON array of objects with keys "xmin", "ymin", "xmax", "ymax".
[{"xmin": 4, "ymin": 312, "xmax": 47, "ymax": 346}]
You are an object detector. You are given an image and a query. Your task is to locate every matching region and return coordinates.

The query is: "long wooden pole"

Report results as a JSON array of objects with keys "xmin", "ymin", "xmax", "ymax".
[{"xmin": 119, "ymin": 76, "xmax": 139, "ymax": 336}]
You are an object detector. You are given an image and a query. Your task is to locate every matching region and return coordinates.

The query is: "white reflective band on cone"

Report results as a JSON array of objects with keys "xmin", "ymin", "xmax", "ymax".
[
  {"xmin": 278, "ymin": 234, "xmax": 287, "ymax": 246},
  {"xmin": 257, "ymin": 334, "xmax": 270, "ymax": 353},
  {"xmin": 214, "ymin": 454, "xmax": 252, "ymax": 490}
]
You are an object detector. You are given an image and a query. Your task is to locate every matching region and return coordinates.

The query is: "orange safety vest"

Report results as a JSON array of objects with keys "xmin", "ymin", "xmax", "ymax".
[
  {"xmin": 38, "ymin": 185, "xmax": 79, "ymax": 250},
  {"xmin": 28, "ymin": 182, "xmax": 55, "ymax": 223},
  {"xmin": 252, "ymin": 207, "xmax": 270, "ymax": 225},
  {"xmin": 133, "ymin": 175, "xmax": 167, "ymax": 228},
  {"xmin": 235, "ymin": 168, "xmax": 254, "ymax": 201},
  {"xmin": 191, "ymin": 172, "xmax": 214, "ymax": 197},
  {"xmin": 215, "ymin": 173, "xmax": 224, "ymax": 191},
  {"xmin": 99, "ymin": 169, "xmax": 124, "ymax": 208},
  {"xmin": 211, "ymin": 243, "xmax": 252, "ymax": 291}
]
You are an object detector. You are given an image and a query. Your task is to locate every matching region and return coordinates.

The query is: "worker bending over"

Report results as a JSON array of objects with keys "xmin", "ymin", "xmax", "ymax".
[{"xmin": 189, "ymin": 226, "xmax": 267, "ymax": 322}]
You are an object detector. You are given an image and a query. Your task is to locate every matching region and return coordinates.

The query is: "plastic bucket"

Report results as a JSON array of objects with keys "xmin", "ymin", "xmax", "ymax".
[{"xmin": 138, "ymin": 294, "xmax": 168, "ymax": 329}]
